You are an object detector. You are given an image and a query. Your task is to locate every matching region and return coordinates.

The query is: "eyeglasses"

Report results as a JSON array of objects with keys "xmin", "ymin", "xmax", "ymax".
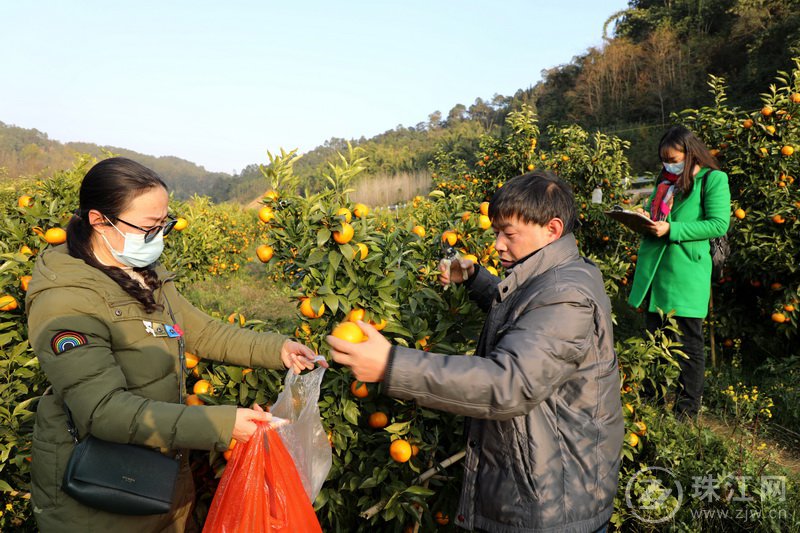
[{"xmin": 112, "ymin": 215, "xmax": 177, "ymax": 243}]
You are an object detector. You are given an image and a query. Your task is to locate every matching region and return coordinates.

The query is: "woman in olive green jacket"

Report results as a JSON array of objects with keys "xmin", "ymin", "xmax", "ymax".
[
  {"xmin": 26, "ymin": 157, "xmax": 325, "ymax": 532},
  {"xmin": 628, "ymin": 126, "xmax": 730, "ymax": 418}
]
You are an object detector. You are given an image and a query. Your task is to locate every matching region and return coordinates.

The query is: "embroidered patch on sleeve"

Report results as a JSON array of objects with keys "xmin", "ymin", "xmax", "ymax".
[{"xmin": 51, "ymin": 331, "xmax": 88, "ymax": 354}]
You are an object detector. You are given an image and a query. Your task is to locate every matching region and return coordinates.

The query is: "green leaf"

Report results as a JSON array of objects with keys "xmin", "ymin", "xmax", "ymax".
[
  {"xmin": 317, "ymin": 228, "xmax": 332, "ymax": 247},
  {"xmin": 342, "ymin": 399, "xmax": 359, "ymax": 425}
]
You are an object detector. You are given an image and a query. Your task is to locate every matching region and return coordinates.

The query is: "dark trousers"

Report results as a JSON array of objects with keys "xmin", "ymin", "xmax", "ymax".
[{"xmin": 645, "ymin": 313, "xmax": 705, "ymax": 418}]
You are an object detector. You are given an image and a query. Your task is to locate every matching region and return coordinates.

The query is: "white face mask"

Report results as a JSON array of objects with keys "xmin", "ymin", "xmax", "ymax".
[
  {"xmin": 663, "ymin": 161, "xmax": 685, "ymax": 175},
  {"xmin": 101, "ymin": 217, "xmax": 164, "ymax": 268}
]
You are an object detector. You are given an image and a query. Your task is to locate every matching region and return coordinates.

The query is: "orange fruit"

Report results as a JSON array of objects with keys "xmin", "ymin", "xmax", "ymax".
[
  {"xmin": 766, "ymin": 125, "xmax": 776, "ymax": 134},
  {"xmin": 771, "ymin": 312, "xmax": 787, "ymax": 323},
  {"xmin": 331, "ymin": 322, "xmax": 366, "ymax": 343},
  {"xmin": 634, "ymin": 421, "xmax": 647, "ymax": 436},
  {"xmin": 350, "ymin": 380, "xmax": 368, "ymax": 398},
  {"xmin": 743, "ymin": 118, "xmax": 754, "ymax": 128},
  {"xmin": 353, "ymin": 203, "xmax": 369, "ymax": 218},
  {"xmin": 461, "ymin": 212, "xmax": 471, "ymax": 222},
  {"xmin": 300, "ymin": 297, "xmax": 325, "ymax": 319},
  {"xmin": 242, "ymin": 368, "xmax": 253, "ymax": 376},
  {"xmin": 348, "ymin": 308, "xmax": 366, "ymax": 322},
  {"xmin": 627, "ymin": 433, "xmax": 640, "ymax": 447},
  {"xmin": 20, "ymin": 245, "xmax": 33, "ymax": 255},
  {"xmin": 389, "ymin": 439, "xmax": 412, "ymax": 463},
  {"xmin": 734, "ymin": 208, "xmax": 746, "ymax": 220},
  {"xmin": 478, "ymin": 214, "xmax": 491, "ymax": 230},
  {"xmin": 417, "ymin": 336, "xmax": 429, "ymax": 348},
  {"xmin": 784, "ymin": 304, "xmax": 796, "ymax": 312},
  {"xmin": 18, "ymin": 195, "xmax": 33, "ymax": 208},
  {"xmin": 20, "ymin": 275, "xmax": 32, "ymax": 292},
  {"xmin": 772, "ymin": 214, "xmax": 786, "ymax": 224},
  {"xmin": 264, "ymin": 190, "xmax": 280, "ymax": 201},
  {"xmin": 411, "ymin": 225, "xmax": 426, "ymax": 238},
  {"xmin": 368, "ymin": 411, "xmax": 389, "ymax": 429},
  {"xmin": 174, "ymin": 217, "xmax": 188, "ymax": 231},
  {"xmin": 227, "ymin": 312, "xmax": 245, "ymax": 326},
  {"xmin": 353, "ymin": 242, "xmax": 368, "ymax": 260},
  {"xmin": 193, "ymin": 379, "xmax": 214, "ymax": 395},
  {"xmin": 781, "ymin": 145, "xmax": 795, "ymax": 156},
  {"xmin": 44, "ymin": 228, "xmax": 66, "ymax": 245},
  {"xmin": 486, "ymin": 266, "xmax": 498, "ymax": 276},
  {"xmin": 441, "ymin": 230, "xmax": 457, "ymax": 246},
  {"xmin": 624, "ymin": 403, "xmax": 634, "ymax": 414},
  {"xmin": 761, "ymin": 105, "xmax": 774, "ymax": 117},
  {"xmin": 770, "ymin": 282, "xmax": 783, "ymax": 291},
  {"xmin": 369, "ymin": 317, "xmax": 388, "ymax": 331},
  {"xmin": 434, "ymin": 511, "xmax": 450, "ymax": 525},
  {"xmin": 336, "ymin": 207, "xmax": 352, "ymax": 223},
  {"xmin": 185, "ymin": 394, "xmax": 204, "ymax": 406},
  {"xmin": 0, "ymin": 295, "xmax": 19, "ymax": 312},
  {"xmin": 479, "ymin": 201, "xmax": 490, "ymax": 216},
  {"xmin": 333, "ymin": 222, "xmax": 354, "ymax": 244},
  {"xmin": 462, "ymin": 254, "xmax": 479, "ymax": 264},
  {"xmin": 256, "ymin": 244, "xmax": 274, "ymax": 263},
  {"xmin": 185, "ymin": 352, "xmax": 200, "ymax": 369},
  {"xmin": 411, "ymin": 444, "xmax": 420, "ymax": 457},
  {"xmin": 258, "ymin": 206, "xmax": 275, "ymax": 223},
  {"xmin": 722, "ymin": 338, "xmax": 734, "ymax": 348},
  {"xmin": 792, "ymin": 93, "xmax": 800, "ymax": 104},
  {"xmin": 527, "ymin": 163, "xmax": 535, "ymax": 171}
]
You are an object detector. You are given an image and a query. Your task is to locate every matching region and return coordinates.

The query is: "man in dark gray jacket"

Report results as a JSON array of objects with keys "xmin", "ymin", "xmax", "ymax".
[{"xmin": 329, "ymin": 171, "xmax": 623, "ymax": 533}]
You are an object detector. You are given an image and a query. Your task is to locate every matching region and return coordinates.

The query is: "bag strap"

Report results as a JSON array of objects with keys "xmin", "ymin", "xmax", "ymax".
[{"xmin": 698, "ymin": 168, "xmax": 712, "ymax": 217}]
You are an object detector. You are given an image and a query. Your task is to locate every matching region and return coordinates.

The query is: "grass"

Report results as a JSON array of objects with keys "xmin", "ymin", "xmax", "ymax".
[{"xmin": 180, "ymin": 265, "xmax": 297, "ymax": 333}]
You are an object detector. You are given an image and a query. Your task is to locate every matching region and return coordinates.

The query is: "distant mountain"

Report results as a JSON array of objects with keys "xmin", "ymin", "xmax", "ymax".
[{"xmin": 0, "ymin": 121, "xmax": 235, "ymax": 201}]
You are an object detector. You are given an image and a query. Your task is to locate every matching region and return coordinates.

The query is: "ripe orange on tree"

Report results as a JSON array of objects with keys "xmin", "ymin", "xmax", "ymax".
[
  {"xmin": 626, "ymin": 433, "xmax": 640, "ymax": 447},
  {"xmin": 185, "ymin": 394, "xmax": 204, "ymax": 406},
  {"xmin": 634, "ymin": 421, "xmax": 647, "ymax": 436},
  {"xmin": 20, "ymin": 245, "xmax": 33, "ymax": 255},
  {"xmin": 368, "ymin": 411, "xmax": 389, "ymax": 429},
  {"xmin": 336, "ymin": 207, "xmax": 352, "ymax": 223},
  {"xmin": 441, "ymin": 230, "xmax": 457, "ymax": 246},
  {"xmin": 761, "ymin": 105, "xmax": 774, "ymax": 117},
  {"xmin": 44, "ymin": 228, "xmax": 67, "ymax": 245},
  {"xmin": 174, "ymin": 217, "xmax": 188, "ymax": 231},
  {"xmin": 256, "ymin": 244, "xmax": 274, "ymax": 263},
  {"xmin": 193, "ymin": 379, "xmax": 214, "ymax": 395},
  {"xmin": 434, "ymin": 511, "xmax": 450, "ymax": 525},
  {"xmin": 353, "ymin": 242, "xmax": 368, "ymax": 260},
  {"xmin": 734, "ymin": 208, "xmax": 746, "ymax": 219},
  {"xmin": 781, "ymin": 145, "xmax": 795, "ymax": 156},
  {"xmin": 264, "ymin": 190, "xmax": 280, "ymax": 201},
  {"xmin": 18, "ymin": 195, "xmax": 33, "ymax": 208},
  {"xmin": 479, "ymin": 201, "xmax": 490, "ymax": 216},
  {"xmin": 772, "ymin": 214, "xmax": 786, "ymax": 224},
  {"xmin": 0, "ymin": 295, "xmax": 19, "ymax": 312},
  {"xmin": 792, "ymin": 93, "xmax": 800, "ymax": 104},
  {"xmin": 411, "ymin": 225, "xmax": 426, "ymax": 238},
  {"xmin": 369, "ymin": 317, "xmax": 388, "ymax": 331},
  {"xmin": 258, "ymin": 206, "xmax": 275, "ymax": 223},
  {"xmin": 333, "ymin": 222, "xmax": 354, "ymax": 244},
  {"xmin": 478, "ymin": 214, "xmax": 491, "ymax": 230},
  {"xmin": 743, "ymin": 118, "xmax": 754, "ymax": 129},
  {"xmin": 331, "ymin": 322, "xmax": 366, "ymax": 343},
  {"xmin": 300, "ymin": 297, "xmax": 325, "ymax": 319},
  {"xmin": 785, "ymin": 304, "xmax": 796, "ymax": 312},
  {"xmin": 350, "ymin": 380, "xmax": 369, "ymax": 398},
  {"xmin": 771, "ymin": 312, "xmax": 787, "ymax": 323},
  {"xmin": 353, "ymin": 203, "xmax": 369, "ymax": 218},
  {"xmin": 20, "ymin": 275, "xmax": 32, "ymax": 292},
  {"xmin": 347, "ymin": 308, "xmax": 366, "ymax": 322},
  {"xmin": 185, "ymin": 352, "xmax": 201, "ymax": 370},
  {"xmin": 227, "ymin": 312, "xmax": 245, "ymax": 326},
  {"xmin": 389, "ymin": 439, "xmax": 412, "ymax": 463}
]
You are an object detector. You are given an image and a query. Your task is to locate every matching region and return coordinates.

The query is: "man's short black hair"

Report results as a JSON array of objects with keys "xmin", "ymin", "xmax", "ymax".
[{"xmin": 488, "ymin": 170, "xmax": 577, "ymax": 233}]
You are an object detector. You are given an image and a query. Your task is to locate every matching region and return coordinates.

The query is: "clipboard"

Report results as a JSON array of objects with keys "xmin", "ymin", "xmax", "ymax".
[{"xmin": 604, "ymin": 206, "xmax": 656, "ymax": 234}]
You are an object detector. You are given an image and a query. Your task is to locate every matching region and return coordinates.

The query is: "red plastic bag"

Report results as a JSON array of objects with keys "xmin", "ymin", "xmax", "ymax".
[{"xmin": 202, "ymin": 423, "xmax": 322, "ymax": 533}]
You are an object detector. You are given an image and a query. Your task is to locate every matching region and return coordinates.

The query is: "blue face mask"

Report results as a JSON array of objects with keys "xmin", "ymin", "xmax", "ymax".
[
  {"xmin": 663, "ymin": 161, "xmax": 685, "ymax": 175},
  {"xmin": 101, "ymin": 217, "xmax": 164, "ymax": 268}
]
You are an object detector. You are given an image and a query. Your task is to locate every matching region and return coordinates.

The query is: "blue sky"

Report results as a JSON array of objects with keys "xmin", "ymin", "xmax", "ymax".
[{"xmin": 1, "ymin": 1, "xmax": 629, "ymax": 173}]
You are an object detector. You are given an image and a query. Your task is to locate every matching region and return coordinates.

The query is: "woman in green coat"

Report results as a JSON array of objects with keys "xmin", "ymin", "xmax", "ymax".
[
  {"xmin": 26, "ymin": 157, "xmax": 326, "ymax": 532},
  {"xmin": 628, "ymin": 126, "xmax": 730, "ymax": 418}
]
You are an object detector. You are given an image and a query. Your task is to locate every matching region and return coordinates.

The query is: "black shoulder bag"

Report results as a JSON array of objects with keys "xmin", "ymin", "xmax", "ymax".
[
  {"xmin": 700, "ymin": 170, "xmax": 731, "ymax": 279},
  {"xmin": 61, "ymin": 295, "xmax": 185, "ymax": 515}
]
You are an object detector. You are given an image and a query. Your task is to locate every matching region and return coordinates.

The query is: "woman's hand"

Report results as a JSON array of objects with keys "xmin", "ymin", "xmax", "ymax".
[
  {"xmin": 438, "ymin": 258, "xmax": 475, "ymax": 286},
  {"xmin": 281, "ymin": 339, "xmax": 328, "ymax": 374},
  {"xmin": 231, "ymin": 403, "xmax": 271, "ymax": 443},
  {"xmin": 650, "ymin": 221, "xmax": 670, "ymax": 238}
]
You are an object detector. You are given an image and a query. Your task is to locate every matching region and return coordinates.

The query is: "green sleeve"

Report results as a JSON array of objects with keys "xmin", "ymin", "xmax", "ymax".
[
  {"xmin": 669, "ymin": 170, "xmax": 731, "ymax": 242},
  {"xmin": 167, "ymin": 284, "xmax": 287, "ymax": 370},
  {"xmin": 28, "ymin": 287, "xmax": 236, "ymax": 451}
]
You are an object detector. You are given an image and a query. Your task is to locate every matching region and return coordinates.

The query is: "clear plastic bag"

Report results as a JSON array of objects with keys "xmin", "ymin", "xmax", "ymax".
[{"xmin": 270, "ymin": 365, "xmax": 332, "ymax": 502}]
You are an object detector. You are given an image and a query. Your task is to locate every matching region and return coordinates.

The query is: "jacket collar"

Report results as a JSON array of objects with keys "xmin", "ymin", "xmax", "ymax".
[
  {"xmin": 670, "ymin": 167, "xmax": 710, "ymax": 217},
  {"xmin": 495, "ymin": 234, "xmax": 580, "ymax": 302}
]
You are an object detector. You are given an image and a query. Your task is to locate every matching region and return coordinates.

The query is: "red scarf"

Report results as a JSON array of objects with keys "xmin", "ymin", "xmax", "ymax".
[{"xmin": 650, "ymin": 171, "xmax": 679, "ymax": 221}]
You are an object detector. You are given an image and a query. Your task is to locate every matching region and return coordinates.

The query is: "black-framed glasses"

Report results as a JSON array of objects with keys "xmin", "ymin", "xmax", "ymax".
[{"xmin": 113, "ymin": 215, "xmax": 177, "ymax": 243}]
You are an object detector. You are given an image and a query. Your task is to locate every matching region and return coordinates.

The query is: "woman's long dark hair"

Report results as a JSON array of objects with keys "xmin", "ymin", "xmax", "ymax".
[
  {"xmin": 67, "ymin": 157, "xmax": 167, "ymax": 313},
  {"xmin": 658, "ymin": 125, "xmax": 720, "ymax": 193}
]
